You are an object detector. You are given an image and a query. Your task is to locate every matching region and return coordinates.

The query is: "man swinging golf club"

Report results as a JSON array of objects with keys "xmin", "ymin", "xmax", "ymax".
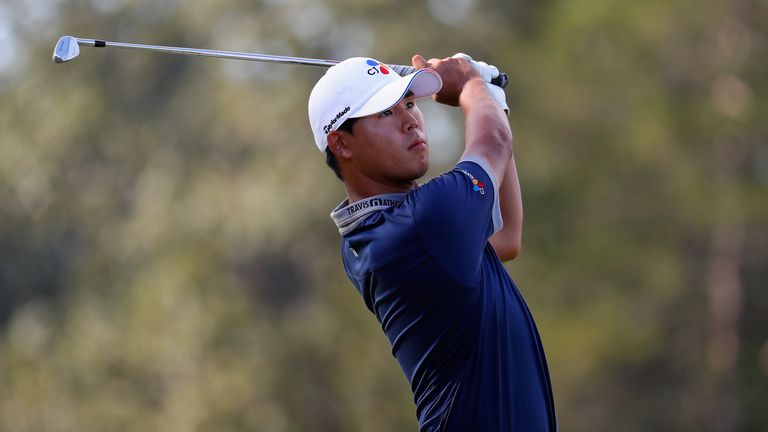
[{"xmin": 308, "ymin": 54, "xmax": 557, "ymax": 431}]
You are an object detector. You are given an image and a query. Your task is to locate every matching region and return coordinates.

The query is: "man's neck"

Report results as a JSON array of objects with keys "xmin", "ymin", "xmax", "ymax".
[{"xmin": 345, "ymin": 180, "xmax": 418, "ymax": 203}]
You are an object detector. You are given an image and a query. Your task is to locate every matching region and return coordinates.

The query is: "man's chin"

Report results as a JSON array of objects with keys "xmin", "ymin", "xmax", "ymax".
[{"xmin": 412, "ymin": 164, "xmax": 430, "ymax": 183}]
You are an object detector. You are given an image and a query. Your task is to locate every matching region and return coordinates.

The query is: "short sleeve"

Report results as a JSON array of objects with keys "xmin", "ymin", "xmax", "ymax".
[{"xmin": 407, "ymin": 155, "xmax": 503, "ymax": 282}]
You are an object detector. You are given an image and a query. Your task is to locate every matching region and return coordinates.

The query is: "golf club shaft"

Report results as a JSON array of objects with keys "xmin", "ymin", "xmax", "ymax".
[
  {"xmin": 75, "ymin": 38, "xmax": 344, "ymax": 68},
  {"xmin": 67, "ymin": 37, "xmax": 509, "ymax": 88}
]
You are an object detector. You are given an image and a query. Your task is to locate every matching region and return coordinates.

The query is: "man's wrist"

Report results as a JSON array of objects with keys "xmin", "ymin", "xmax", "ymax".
[{"xmin": 459, "ymin": 77, "xmax": 493, "ymax": 110}]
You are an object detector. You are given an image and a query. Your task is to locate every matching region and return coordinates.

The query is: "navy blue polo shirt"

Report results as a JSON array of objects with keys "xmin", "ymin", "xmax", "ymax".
[{"xmin": 331, "ymin": 156, "xmax": 556, "ymax": 431}]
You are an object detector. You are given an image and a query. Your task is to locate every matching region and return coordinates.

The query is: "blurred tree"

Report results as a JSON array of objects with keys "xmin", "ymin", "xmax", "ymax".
[{"xmin": 0, "ymin": 0, "xmax": 766, "ymax": 431}]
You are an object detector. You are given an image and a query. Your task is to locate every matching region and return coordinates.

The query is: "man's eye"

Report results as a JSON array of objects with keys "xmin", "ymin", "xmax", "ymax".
[
  {"xmin": 406, "ymin": 101, "xmax": 416, "ymax": 109},
  {"xmin": 379, "ymin": 109, "xmax": 393, "ymax": 117}
]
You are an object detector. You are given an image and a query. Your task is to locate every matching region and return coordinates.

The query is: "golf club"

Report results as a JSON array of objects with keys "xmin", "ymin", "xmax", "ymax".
[{"xmin": 52, "ymin": 35, "xmax": 509, "ymax": 88}]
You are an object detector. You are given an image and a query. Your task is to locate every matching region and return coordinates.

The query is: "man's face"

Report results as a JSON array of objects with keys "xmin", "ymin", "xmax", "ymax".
[{"xmin": 343, "ymin": 95, "xmax": 429, "ymax": 187}]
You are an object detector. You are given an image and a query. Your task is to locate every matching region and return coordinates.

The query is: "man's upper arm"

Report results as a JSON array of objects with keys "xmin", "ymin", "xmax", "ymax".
[{"xmin": 457, "ymin": 79, "xmax": 512, "ymax": 185}]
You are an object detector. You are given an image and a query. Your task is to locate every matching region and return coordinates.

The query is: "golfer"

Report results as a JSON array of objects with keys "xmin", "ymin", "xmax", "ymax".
[{"xmin": 308, "ymin": 54, "xmax": 556, "ymax": 431}]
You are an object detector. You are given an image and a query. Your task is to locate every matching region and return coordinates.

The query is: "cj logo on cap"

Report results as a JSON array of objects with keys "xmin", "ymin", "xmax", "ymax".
[{"xmin": 366, "ymin": 59, "xmax": 390, "ymax": 76}]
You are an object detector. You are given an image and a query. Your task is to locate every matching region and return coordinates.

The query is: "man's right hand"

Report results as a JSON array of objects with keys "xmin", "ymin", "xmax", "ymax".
[
  {"xmin": 412, "ymin": 54, "xmax": 482, "ymax": 107},
  {"xmin": 412, "ymin": 54, "xmax": 508, "ymax": 113}
]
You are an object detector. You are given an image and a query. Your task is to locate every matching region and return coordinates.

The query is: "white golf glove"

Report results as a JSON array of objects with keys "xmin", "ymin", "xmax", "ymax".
[{"xmin": 452, "ymin": 53, "xmax": 508, "ymax": 115}]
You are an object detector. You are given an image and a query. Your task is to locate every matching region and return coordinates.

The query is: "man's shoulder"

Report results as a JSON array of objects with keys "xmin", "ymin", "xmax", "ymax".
[{"xmin": 336, "ymin": 199, "xmax": 422, "ymax": 273}]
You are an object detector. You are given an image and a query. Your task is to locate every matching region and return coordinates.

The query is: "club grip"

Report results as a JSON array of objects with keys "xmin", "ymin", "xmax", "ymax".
[{"xmin": 389, "ymin": 65, "xmax": 508, "ymax": 89}]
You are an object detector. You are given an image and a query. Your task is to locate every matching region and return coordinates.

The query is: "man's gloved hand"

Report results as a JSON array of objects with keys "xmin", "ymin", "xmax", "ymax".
[{"xmin": 452, "ymin": 53, "xmax": 508, "ymax": 114}]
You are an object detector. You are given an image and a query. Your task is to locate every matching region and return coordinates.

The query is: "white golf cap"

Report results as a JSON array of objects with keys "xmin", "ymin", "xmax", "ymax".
[{"xmin": 308, "ymin": 57, "xmax": 443, "ymax": 152}]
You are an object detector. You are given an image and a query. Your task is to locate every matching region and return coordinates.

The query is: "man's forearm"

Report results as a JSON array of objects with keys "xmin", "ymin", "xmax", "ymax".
[
  {"xmin": 459, "ymin": 78, "xmax": 513, "ymax": 184},
  {"xmin": 490, "ymin": 151, "xmax": 523, "ymax": 261}
]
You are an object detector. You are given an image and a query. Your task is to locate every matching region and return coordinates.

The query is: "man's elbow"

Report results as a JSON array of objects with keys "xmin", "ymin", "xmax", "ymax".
[
  {"xmin": 499, "ymin": 243, "xmax": 521, "ymax": 262},
  {"xmin": 491, "ymin": 234, "xmax": 521, "ymax": 262},
  {"xmin": 508, "ymin": 243, "xmax": 521, "ymax": 260},
  {"xmin": 488, "ymin": 123, "xmax": 513, "ymax": 161},
  {"xmin": 474, "ymin": 113, "xmax": 513, "ymax": 160}
]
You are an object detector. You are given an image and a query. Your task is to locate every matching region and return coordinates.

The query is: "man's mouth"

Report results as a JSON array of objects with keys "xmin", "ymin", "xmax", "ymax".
[{"xmin": 408, "ymin": 139, "xmax": 427, "ymax": 150}]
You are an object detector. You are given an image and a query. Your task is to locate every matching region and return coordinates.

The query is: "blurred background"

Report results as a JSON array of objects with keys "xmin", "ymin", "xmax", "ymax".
[{"xmin": 1, "ymin": 0, "xmax": 766, "ymax": 430}]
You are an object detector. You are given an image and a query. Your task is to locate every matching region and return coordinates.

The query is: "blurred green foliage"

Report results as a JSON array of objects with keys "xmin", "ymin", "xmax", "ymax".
[{"xmin": 1, "ymin": 0, "xmax": 766, "ymax": 430}]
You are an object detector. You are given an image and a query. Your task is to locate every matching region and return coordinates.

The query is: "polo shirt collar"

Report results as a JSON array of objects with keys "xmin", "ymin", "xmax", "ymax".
[{"xmin": 330, "ymin": 193, "xmax": 406, "ymax": 235}]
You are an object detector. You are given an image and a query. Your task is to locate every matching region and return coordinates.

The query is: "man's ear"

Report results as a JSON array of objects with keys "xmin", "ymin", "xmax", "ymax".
[{"xmin": 327, "ymin": 131, "xmax": 354, "ymax": 160}]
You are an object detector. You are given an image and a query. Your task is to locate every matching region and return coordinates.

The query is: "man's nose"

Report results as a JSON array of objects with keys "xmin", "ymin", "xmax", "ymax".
[{"xmin": 400, "ymin": 108, "xmax": 419, "ymax": 132}]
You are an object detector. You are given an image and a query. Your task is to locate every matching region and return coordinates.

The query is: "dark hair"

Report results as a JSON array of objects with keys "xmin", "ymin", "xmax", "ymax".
[
  {"xmin": 325, "ymin": 117, "xmax": 359, "ymax": 181},
  {"xmin": 325, "ymin": 147, "xmax": 343, "ymax": 181}
]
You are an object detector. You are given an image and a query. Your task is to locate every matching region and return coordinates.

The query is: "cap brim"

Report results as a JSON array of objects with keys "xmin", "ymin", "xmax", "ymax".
[{"xmin": 350, "ymin": 68, "xmax": 442, "ymax": 119}]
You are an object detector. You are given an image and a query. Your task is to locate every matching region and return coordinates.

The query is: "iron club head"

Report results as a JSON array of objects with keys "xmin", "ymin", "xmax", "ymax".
[{"xmin": 52, "ymin": 36, "xmax": 80, "ymax": 63}]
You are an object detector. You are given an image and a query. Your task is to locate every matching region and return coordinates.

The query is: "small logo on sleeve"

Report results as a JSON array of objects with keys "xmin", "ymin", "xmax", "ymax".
[
  {"xmin": 458, "ymin": 169, "xmax": 486, "ymax": 194},
  {"xmin": 366, "ymin": 59, "xmax": 390, "ymax": 76}
]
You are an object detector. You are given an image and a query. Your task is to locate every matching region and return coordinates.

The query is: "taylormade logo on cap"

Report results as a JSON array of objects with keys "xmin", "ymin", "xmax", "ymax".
[
  {"xmin": 323, "ymin": 106, "xmax": 351, "ymax": 134},
  {"xmin": 308, "ymin": 57, "xmax": 443, "ymax": 153}
]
